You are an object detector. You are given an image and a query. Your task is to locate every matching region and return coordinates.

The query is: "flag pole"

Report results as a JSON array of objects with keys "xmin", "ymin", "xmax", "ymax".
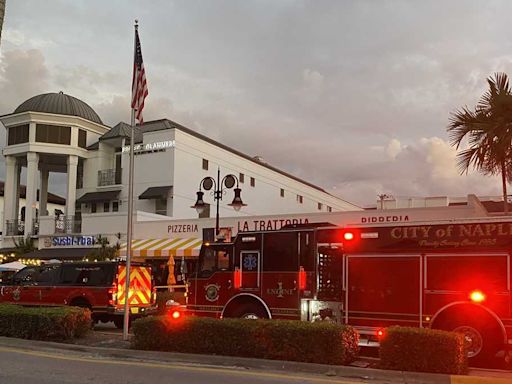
[{"xmin": 123, "ymin": 19, "xmax": 138, "ymax": 341}]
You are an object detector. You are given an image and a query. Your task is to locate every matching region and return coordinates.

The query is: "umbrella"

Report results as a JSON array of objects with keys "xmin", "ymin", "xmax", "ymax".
[{"xmin": 0, "ymin": 261, "xmax": 26, "ymax": 271}]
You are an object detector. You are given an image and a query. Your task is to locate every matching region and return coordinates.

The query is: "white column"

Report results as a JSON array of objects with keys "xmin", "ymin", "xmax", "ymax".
[
  {"xmin": 66, "ymin": 155, "xmax": 78, "ymax": 218},
  {"xmin": 24, "ymin": 152, "xmax": 39, "ymax": 236},
  {"xmin": 40, "ymin": 168, "xmax": 49, "ymax": 216},
  {"xmin": 14, "ymin": 163, "xmax": 21, "ymax": 224},
  {"xmin": 28, "ymin": 122, "xmax": 36, "ymax": 143},
  {"xmin": 3, "ymin": 156, "xmax": 16, "ymax": 234}
]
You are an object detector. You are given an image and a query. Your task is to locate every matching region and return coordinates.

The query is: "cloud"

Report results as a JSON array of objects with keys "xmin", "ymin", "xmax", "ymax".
[
  {"xmin": 0, "ymin": 49, "xmax": 49, "ymax": 111},
  {"xmin": 0, "ymin": 1, "xmax": 511, "ymax": 207}
]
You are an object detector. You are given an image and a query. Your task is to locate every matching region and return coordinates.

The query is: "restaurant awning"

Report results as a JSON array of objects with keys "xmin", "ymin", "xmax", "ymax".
[
  {"xmin": 76, "ymin": 190, "xmax": 121, "ymax": 204},
  {"xmin": 119, "ymin": 238, "xmax": 203, "ymax": 259},
  {"xmin": 138, "ymin": 186, "xmax": 173, "ymax": 200}
]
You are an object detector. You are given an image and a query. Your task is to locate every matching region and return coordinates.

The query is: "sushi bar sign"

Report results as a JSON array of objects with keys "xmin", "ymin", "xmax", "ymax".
[{"xmin": 50, "ymin": 235, "xmax": 98, "ymax": 247}]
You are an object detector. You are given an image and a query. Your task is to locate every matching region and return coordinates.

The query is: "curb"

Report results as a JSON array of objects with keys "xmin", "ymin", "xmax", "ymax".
[{"xmin": 0, "ymin": 337, "xmax": 508, "ymax": 384}]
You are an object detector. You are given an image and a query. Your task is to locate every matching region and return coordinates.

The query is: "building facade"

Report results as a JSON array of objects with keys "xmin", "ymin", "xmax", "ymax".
[{"xmin": 0, "ymin": 92, "xmax": 361, "ymax": 253}]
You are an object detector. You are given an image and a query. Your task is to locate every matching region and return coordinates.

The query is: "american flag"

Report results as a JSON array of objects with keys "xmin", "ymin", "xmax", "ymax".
[{"xmin": 131, "ymin": 27, "xmax": 148, "ymax": 124}]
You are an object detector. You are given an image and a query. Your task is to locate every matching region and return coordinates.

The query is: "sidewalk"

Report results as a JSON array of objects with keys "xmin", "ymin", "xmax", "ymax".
[{"xmin": 0, "ymin": 336, "xmax": 510, "ymax": 384}]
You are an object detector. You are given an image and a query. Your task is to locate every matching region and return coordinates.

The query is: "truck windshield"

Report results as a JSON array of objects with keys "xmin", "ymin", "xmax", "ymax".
[{"xmin": 198, "ymin": 245, "xmax": 232, "ymax": 277}]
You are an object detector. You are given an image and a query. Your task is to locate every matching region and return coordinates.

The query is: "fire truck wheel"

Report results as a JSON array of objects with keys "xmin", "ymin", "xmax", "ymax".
[
  {"xmin": 232, "ymin": 303, "xmax": 268, "ymax": 319},
  {"xmin": 444, "ymin": 318, "xmax": 501, "ymax": 364}
]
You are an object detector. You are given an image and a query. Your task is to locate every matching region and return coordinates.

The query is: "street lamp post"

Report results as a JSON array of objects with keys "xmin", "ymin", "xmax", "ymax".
[{"xmin": 191, "ymin": 167, "xmax": 246, "ymax": 237}]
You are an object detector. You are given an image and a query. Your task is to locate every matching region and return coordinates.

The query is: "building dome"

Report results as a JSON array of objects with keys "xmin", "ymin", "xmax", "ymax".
[{"xmin": 14, "ymin": 92, "xmax": 103, "ymax": 125}]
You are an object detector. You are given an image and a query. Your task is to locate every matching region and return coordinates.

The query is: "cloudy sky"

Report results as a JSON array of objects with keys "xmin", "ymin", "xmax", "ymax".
[{"xmin": 0, "ymin": 0, "xmax": 510, "ymax": 207}]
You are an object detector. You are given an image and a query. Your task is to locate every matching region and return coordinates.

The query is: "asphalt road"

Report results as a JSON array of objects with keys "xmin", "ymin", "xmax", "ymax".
[{"xmin": 0, "ymin": 345, "xmax": 369, "ymax": 384}]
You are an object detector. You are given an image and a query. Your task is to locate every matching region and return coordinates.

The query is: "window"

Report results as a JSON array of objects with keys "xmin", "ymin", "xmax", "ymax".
[
  {"xmin": 199, "ymin": 246, "xmax": 233, "ymax": 277},
  {"xmin": 7, "ymin": 124, "xmax": 29, "ymax": 145},
  {"xmin": 250, "ymin": 177, "xmax": 255, "ymax": 187},
  {"xmin": 13, "ymin": 267, "xmax": 39, "ymax": 284},
  {"xmin": 78, "ymin": 129, "xmax": 87, "ymax": 148},
  {"xmin": 318, "ymin": 202, "xmax": 323, "ymax": 210},
  {"xmin": 156, "ymin": 198, "xmax": 167, "ymax": 215},
  {"xmin": 327, "ymin": 206, "xmax": 332, "ymax": 212},
  {"xmin": 239, "ymin": 173, "xmax": 244, "ymax": 183},
  {"xmin": 36, "ymin": 124, "xmax": 71, "ymax": 145},
  {"xmin": 202, "ymin": 159, "xmax": 209, "ymax": 170},
  {"xmin": 280, "ymin": 188, "xmax": 285, "ymax": 197},
  {"xmin": 36, "ymin": 265, "xmax": 60, "ymax": 285},
  {"xmin": 60, "ymin": 265, "xmax": 115, "ymax": 286},
  {"xmin": 91, "ymin": 203, "xmax": 97, "ymax": 213},
  {"xmin": 103, "ymin": 202, "xmax": 110, "ymax": 212},
  {"xmin": 112, "ymin": 201, "xmax": 119, "ymax": 212},
  {"xmin": 263, "ymin": 232, "xmax": 299, "ymax": 271},
  {"xmin": 297, "ymin": 195, "xmax": 303, "ymax": 204}
]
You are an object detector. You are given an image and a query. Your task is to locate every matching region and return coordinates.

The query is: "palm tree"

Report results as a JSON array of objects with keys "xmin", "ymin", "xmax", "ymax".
[
  {"xmin": 0, "ymin": 0, "xmax": 5, "ymax": 45},
  {"xmin": 448, "ymin": 72, "xmax": 512, "ymax": 214}
]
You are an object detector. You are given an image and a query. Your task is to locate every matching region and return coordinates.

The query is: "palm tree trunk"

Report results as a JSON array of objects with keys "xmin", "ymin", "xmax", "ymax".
[
  {"xmin": 501, "ymin": 161, "xmax": 509, "ymax": 214},
  {"xmin": 0, "ymin": 0, "xmax": 5, "ymax": 45}
]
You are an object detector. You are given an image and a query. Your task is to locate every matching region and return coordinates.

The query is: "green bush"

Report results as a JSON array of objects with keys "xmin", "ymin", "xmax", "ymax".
[
  {"xmin": 132, "ymin": 316, "xmax": 359, "ymax": 365},
  {"xmin": 379, "ymin": 326, "xmax": 467, "ymax": 374},
  {"xmin": 0, "ymin": 304, "xmax": 91, "ymax": 340}
]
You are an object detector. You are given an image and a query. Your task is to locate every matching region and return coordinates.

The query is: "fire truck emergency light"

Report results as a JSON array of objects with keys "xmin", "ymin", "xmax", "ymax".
[
  {"xmin": 171, "ymin": 310, "xmax": 181, "ymax": 319},
  {"xmin": 469, "ymin": 290, "xmax": 486, "ymax": 303},
  {"xmin": 343, "ymin": 232, "xmax": 354, "ymax": 241}
]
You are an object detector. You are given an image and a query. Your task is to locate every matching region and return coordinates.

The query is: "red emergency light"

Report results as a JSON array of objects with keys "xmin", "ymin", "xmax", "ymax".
[
  {"xmin": 298, "ymin": 266, "xmax": 306, "ymax": 290},
  {"xmin": 469, "ymin": 290, "xmax": 486, "ymax": 303},
  {"xmin": 343, "ymin": 232, "xmax": 354, "ymax": 241},
  {"xmin": 171, "ymin": 310, "xmax": 181, "ymax": 319},
  {"xmin": 234, "ymin": 267, "xmax": 241, "ymax": 289}
]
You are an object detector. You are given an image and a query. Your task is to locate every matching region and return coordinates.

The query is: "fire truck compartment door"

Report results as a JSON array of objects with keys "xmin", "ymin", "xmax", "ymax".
[
  {"xmin": 424, "ymin": 253, "xmax": 510, "ymax": 317},
  {"xmin": 346, "ymin": 254, "xmax": 421, "ymax": 328},
  {"xmin": 240, "ymin": 251, "xmax": 260, "ymax": 290}
]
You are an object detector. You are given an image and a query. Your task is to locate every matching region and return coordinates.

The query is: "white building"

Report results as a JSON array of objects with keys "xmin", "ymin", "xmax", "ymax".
[{"xmin": 0, "ymin": 92, "xmax": 361, "ymax": 256}]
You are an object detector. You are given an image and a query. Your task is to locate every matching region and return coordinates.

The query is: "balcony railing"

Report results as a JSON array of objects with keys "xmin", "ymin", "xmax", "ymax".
[
  {"xmin": 98, "ymin": 168, "xmax": 122, "ymax": 187},
  {"xmin": 5, "ymin": 220, "xmax": 24, "ymax": 236},
  {"xmin": 54, "ymin": 215, "xmax": 82, "ymax": 234}
]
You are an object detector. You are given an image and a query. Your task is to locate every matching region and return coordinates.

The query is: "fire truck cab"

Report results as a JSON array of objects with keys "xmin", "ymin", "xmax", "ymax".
[{"xmin": 187, "ymin": 219, "xmax": 512, "ymax": 362}]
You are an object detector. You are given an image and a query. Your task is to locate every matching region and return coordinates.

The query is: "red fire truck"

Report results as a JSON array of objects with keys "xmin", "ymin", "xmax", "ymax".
[
  {"xmin": 186, "ymin": 219, "xmax": 512, "ymax": 362},
  {"xmin": 0, "ymin": 261, "xmax": 156, "ymax": 328}
]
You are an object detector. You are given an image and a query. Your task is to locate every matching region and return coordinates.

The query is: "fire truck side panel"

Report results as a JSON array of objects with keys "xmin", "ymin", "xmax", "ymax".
[
  {"xmin": 260, "ymin": 231, "xmax": 301, "ymax": 319},
  {"xmin": 424, "ymin": 254, "xmax": 510, "ymax": 317},
  {"xmin": 424, "ymin": 253, "xmax": 511, "ymax": 341},
  {"xmin": 346, "ymin": 254, "xmax": 421, "ymax": 328}
]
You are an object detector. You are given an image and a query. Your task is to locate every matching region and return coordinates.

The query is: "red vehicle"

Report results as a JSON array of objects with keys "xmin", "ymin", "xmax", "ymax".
[
  {"xmin": 186, "ymin": 219, "xmax": 512, "ymax": 362},
  {"xmin": 0, "ymin": 261, "xmax": 156, "ymax": 328}
]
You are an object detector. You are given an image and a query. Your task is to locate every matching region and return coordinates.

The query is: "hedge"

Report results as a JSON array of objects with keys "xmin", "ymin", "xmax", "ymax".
[
  {"xmin": 379, "ymin": 326, "xmax": 467, "ymax": 374},
  {"xmin": 0, "ymin": 304, "xmax": 91, "ymax": 340},
  {"xmin": 132, "ymin": 316, "xmax": 359, "ymax": 365}
]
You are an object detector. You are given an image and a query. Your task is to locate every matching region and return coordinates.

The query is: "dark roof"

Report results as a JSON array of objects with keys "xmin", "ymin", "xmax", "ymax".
[
  {"xmin": 76, "ymin": 190, "xmax": 121, "ymax": 204},
  {"xmin": 100, "ymin": 122, "xmax": 143, "ymax": 142},
  {"xmin": 137, "ymin": 119, "xmax": 356, "ymax": 204},
  {"xmin": 0, "ymin": 181, "xmax": 65, "ymax": 205},
  {"xmin": 13, "ymin": 92, "xmax": 103, "ymax": 125},
  {"xmin": 448, "ymin": 200, "xmax": 512, "ymax": 213},
  {"xmin": 139, "ymin": 186, "xmax": 173, "ymax": 200},
  {"xmin": 22, "ymin": 248, "xmax": 92, "ymax": 260},
  {"xmin": 481, "ymin": 200, "xmax": 512, "ymax": 213}
]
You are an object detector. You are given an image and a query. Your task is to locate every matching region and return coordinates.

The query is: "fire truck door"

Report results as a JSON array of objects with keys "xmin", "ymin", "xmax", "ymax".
[
  {"xmin": 239, "ymin": 251, "xmax": 260, "ymax": 290},
  {"xmin": 345, "ymin": 254, "xmax": 421, "ymax": 328},
  {"xmin": 424, "ymin": 253, "xmax": 510, "ymax": 319}
]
